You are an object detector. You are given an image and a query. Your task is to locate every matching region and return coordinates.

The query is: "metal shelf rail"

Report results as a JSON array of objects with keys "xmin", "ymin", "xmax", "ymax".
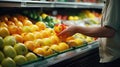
[{"xmin": 0, "ymin": 0, "xmax": 104, "ymax": 9}]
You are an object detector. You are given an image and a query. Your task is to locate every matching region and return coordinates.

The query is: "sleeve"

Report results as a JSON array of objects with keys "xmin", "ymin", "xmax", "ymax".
[{"xmin": 104, "ymin": 0, "xmax": 120, "ymax": 31}]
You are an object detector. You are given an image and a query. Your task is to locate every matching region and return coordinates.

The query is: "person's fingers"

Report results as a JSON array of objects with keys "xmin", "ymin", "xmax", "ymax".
[{"xmin": 57, "ymin": 29, "xmax": 66, "ymax": 36}]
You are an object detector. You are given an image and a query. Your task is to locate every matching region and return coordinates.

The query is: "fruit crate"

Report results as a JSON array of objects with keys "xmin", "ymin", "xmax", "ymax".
[
  {"xmin": 19, "ymin": 41, "xmax": 99, "ymax": 67},
  {"xmin": 19, "ymin": 42, "xmax": 89, "ymax": 67}
]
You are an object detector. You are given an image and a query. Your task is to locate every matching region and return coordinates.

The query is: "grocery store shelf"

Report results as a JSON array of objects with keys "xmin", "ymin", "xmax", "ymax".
[
  {"xmin": 54, "ymin": 2, "xmax": 104, "ymax": 9},
  {"xmin": 0, "ymin": 0, "xmax": 104, "ymax": 8},
  {"xmin": 21, "ymin": 41, "xmax": 99, "ymax": 67}
]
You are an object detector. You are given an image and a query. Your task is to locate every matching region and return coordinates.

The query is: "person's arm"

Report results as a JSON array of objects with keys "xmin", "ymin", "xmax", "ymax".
[
  {"xmin": 75, "ymin": 26, "xmax": 115, "ymax": 37},
  {"xmin": 58, "ymin": 25, "xmax": 116, "ymax": 38}
]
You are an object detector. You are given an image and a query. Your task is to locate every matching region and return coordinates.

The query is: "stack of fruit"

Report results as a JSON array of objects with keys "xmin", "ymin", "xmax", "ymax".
[
  {"xmin": 0, "ymin": 14, "xmax": 70, "ymax": 56},
  {"xmin": 0, "ymin": 36, "xmax": 38, "ymax": 67},
  {"xmin": 22, "ymin": 10, "xmax": 57, "ymax": 28},
  {"xmin": 0, "ymin": 13, "xmax": 96, "ymax": 67}
]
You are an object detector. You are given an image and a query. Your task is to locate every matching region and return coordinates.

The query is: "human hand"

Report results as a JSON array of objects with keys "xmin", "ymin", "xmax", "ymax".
[{"xmin": 58, "ymin": 25, "xmax": 77, "ymax": 41}]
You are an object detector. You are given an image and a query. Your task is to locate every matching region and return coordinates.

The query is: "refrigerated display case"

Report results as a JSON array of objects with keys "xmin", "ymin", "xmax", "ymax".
[{"xmin": 0, "ymin": 0, "xmax": 104, "ymax": 67}]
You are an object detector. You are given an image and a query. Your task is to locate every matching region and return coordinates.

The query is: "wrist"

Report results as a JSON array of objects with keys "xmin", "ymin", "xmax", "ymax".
[{"xmin": 74, "ymin": 26, "xmax": 80, "ymax": 33}]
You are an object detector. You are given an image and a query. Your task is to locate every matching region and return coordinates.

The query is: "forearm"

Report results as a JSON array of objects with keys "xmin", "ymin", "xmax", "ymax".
[{"xmin": 75, "ymin": 26, "xmax": 115, "ymax": 38}]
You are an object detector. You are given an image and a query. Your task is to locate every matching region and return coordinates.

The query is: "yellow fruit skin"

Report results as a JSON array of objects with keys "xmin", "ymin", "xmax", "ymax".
[
  {"xmin": 33, "ymin": 48, "xmax": 44, "ymax": 56},
  {"xmin": 50, "ymin": 44, "xmax": 60, "ymax": 52},
  {"xmin": 58, "ymin": 42, "xmax": 69, "ymax": 51},
  {"xmin": 42, "ymin": 46, "xmax": 53, "ymax": 56},
  {"xmin": 67, "ymin": 38, "xmax": 84, "ymax": 47},
  {"xmin": 0, "ymin": 27, "xmax": 10, "ymax": 38}
]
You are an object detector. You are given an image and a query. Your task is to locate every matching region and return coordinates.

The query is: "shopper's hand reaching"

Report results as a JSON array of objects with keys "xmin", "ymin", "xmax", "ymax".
[{"xmin": 58, "ymin": 25, "xmax": 77, "ymax": 41}]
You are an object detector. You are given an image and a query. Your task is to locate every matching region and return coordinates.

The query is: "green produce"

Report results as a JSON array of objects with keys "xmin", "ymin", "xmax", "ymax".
[
  {"xmin": 0, "ymin": 51, "xmax": 5, "ymax": 62},
  {"xmin": 25, "ymin": 52, "xmax": 38, "ymax": 62},
  {"xmin": 3, "ymin": 36, "xmax": 16, "ymax": 47},
  {"xmin": 1, "ymin": 57, "xmax": 16, "ymax": 67},
  {"xmin": 0, "ymin": 36, "xmax": 4, "ymax": 49},
  {"xmin": 3, "ymin": 46, "xmax": 17, "ymax": 58},
  {"xmin": 14, "ymin": 43, "xmax": 28, "ymax": 55},
  {"xmin": 14, "ymin": 55, "xmax": 27, "ymax": 65}
]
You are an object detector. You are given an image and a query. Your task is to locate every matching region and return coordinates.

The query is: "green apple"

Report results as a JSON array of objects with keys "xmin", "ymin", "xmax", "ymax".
[
  {"xmin": 3, "ymin": 36, "xmax": 16, "ymax": 47},
  {"xmin": 0, "ymin": 36, "xmax": 4, "ymax": 49},
  {"xmin": 0, "ymin": 51, "xmax": 5, "ymax": 62},
  {"xmin": 14, "ymin": 43, "xmax": 28, "ymax": 55},
  {"xmin": 3, "ymin": 46, "xmax": 17, "ymax": 58},
  {"xmin": 0, "ymin": 64, "xmax": 2, "ymax": 67},
  {"xmin": 14, "ymin": 55, "xmax": 27, "ymax": 65},
  {"xmin": 25, "ymin": 52, "xmax": 38, "ymax": 62},
  {"xmin": 1, "ymin": 57, "xmax": 16, "ymax": 67}
]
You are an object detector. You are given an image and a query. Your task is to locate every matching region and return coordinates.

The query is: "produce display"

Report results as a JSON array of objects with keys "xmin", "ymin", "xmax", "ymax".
[{"xmin": 0, "ymin": 9, "xmax": 101, "ymax": 67}]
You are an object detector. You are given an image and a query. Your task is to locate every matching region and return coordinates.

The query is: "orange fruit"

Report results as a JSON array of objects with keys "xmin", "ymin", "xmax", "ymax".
[
  {"xmin": 42, "ymin": 46, "xmax": 53, "ymax": 56},
  {"xmin": 0, "ymin": 27, "xmax": 10, "ymax": 38},
  {"xmin": 15, "ymin": 21, "xmax": 23, "ymax": 27},
  {"xmin": 12, "ymin": 34, "xmax": 24, "ymax": 43},
  {"xmin": 22, "ymin": 19, "xmax": 33, "ymax": 26},
  {"xmin": 45, "ymin": 28, "xmax": 56, "ymax": 36},
  {"xmin": 41, "ymin": 30, "xmax": 49, "ymax": 38},
  {"xmin": 50, "ymin": 35, "xmax": 60, "ymax": 44},
  {"xmin": 33, "ymin": 39, "xmax": 43, "ymax": 48},
  {"xmin": 24, "ymin": 41, "xmax": 35, "ymax": 51},
  {"xmin": 0, "ymin": 22, "xmax": 8, "ymax": 28},
  {"xmin": 21, "ymin": 33, "xmax": 35, "ymax": 42},
  {"xmin": 33, "ymin": 32, "xmax": 43, "ymax": 39},
  {"xmin": 0, "ymin": 15, "xmax": 10, "ymax": 22},
  {"xmin": 8, "ymin": 25, "xmax": 19, "ymax": 35},
  {"xmin": 66, "ymin": 36, "xmax": 75, "ymax": 42},
  {"xmin": 30, "ymin": 25, "xmax": 39, "ymax": 32},
  {"xmin": 35, "ymin": 22, "xmax": 46, "ymax": 31},
  {"xmin": 58, "ymin": 42, "xmax": 69, "ymax": 51},
  {"xmin": 42, "ymin": 38, "xmax": 52, "ymax": 46},
  {"xmin": 6, "ymin": 21, "xmax": 15, "ymax": 26},
  {"xmin": 50, "ymin": 44, "xmax": 60, "ymax": 52},
  {"xmin": 33, "ymin": 48, "xmax": 44, "ymax": 56}
]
